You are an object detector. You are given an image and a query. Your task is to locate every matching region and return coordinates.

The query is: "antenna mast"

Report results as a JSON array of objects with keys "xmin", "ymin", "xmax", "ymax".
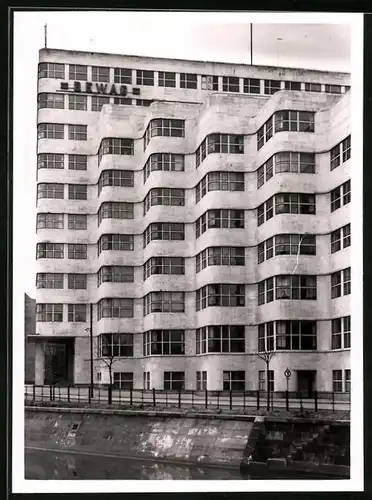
[
  {"xmin": 250, "ymin": 23, "xmax": 253, "ymax": 65},
  {"xmin": 44, "ymin": 24, "xmax": 47, "ymax": 49}
]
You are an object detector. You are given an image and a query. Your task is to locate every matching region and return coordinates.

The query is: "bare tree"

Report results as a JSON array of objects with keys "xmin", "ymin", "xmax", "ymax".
[
  {"xmin": 94, "ymin": 333, "xmax": 121, "ymax": 403},
  {"xmin": 255, "ymin": 350, "xmax": 276, "ymax": 411}
]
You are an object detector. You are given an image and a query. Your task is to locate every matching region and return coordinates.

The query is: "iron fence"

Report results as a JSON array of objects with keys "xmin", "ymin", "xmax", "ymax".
[{"xmin": 24, "ymin": 385, "xmax": 350, "ymax": 413}]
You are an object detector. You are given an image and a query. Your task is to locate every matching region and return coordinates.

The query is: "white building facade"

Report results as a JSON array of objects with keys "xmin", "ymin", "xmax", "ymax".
[{"xmin": 33, "ymin": 48, "xmax": 351, "ymax": 395}]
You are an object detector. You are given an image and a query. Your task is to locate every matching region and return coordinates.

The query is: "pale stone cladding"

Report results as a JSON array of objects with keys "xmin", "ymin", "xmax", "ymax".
[{"xmin": 34, "ymin": 48, "xmax": 351, "ymax": 392}]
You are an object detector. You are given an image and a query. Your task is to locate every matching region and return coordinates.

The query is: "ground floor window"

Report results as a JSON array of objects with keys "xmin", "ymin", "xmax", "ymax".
[
  {"xmin": 332, "ymin": 370, "xmax": 343, "ymax": 392},
  {"xmin": 223, "ymin": 371, "xmax": 245, "ymax": 391},
  {"xmin": 258, "ymin": 370, "xmax": 274, "ymax": 392},
  {"xmin": 164, "ymin": 371, "xmax": 185, "ymax": 391},
  {"xmin": 196, "ymin": 371, "xmax": 207, "ymax": 391},
  {"xmin": 345, "ymin": 369, "xmax": 351, "ymax": 393},
  {"xmin": 143, "ymin": 371, "xmax": 151, "ymax": 390},
  {"xmin": 113, "ymin": 372, "xmax": 133, "ymax": 390}
]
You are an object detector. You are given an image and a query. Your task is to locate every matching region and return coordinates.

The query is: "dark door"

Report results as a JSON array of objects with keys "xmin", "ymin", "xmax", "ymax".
[
  {"xmin": 44, "ymin": 341, "xmax": 72, "ymax": 385},
  {"xmin": 297, "ymin": 370, "xmax": 316, "ymax": 398}
]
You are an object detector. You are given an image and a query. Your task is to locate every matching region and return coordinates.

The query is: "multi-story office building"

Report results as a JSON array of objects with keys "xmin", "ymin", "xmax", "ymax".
[{"xmin": 33, "ymin": 48, "xmax": 351, "ymax": 395}]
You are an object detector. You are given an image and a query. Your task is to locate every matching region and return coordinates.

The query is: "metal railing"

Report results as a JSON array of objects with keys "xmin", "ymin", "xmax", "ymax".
[{"xmin": 24, "ymin": 385, "xmax": 351, "ymax": 413}]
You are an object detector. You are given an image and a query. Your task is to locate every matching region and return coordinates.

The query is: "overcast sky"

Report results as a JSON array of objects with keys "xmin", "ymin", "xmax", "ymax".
[{"xmin": 13, "ymin": 11, "xmax": 352, "ymax": 297}]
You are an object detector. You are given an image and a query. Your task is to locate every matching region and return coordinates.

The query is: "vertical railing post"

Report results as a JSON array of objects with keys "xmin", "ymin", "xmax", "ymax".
[
  {"xmin": 229, "ymin": 390, "xmax": 232, "ymax": 410},
  {"xmin": 300, "ymin": 393, "xmax": 303, "ymax": 415},
  {"xmin": 49, "ymin": 385, "xmax": 53, "ymax": 402},
  {"xmin": 314, "ymin": 390, "xmax": 318, "ymax": 412},
  {"xmin": 152, "ymin": 388, "xmax": 156, "ymax": 407},
  {"xmin": 332, "ymin": 391, "xmax": 335, "ymax": 412},
  {"xmin": 88, "ymin": 386, "xmax": 91, "ymax": 404},
  {"xmin": 286, "ymin": 390, "xmax": 289, "ymax": 412},
  {"xmin": 32, "ymin": 384, "xmax": 36, "ymax": 402},
  {"xmin": 217, "ymin": 391, "xmax": 220, "ymax": 410},
  {"xmin": 178, "ymin": 389, "xmax": 181, "ymax": 408},
  {"xmin": 205, "ymin": 389, "xmax": 208, "ymax": 409},
  {"xmin": 256, "ymin": 390, "xmax": 260, "ymax": 410},
  {"xmin": 78, "ymin": 386, "xmax": 80, "ymax": 404},
  {"xmin": 142, "ymin": 389, "xmax": 144, "ymax": 406},
  {"xmin": 243, "ymin": 391, "xmax": 246, "ymax": 411},
  {"xmin": 165, "ymin": 390, "xmax": 168, "ymax": 407},
  {"xmin": 67, "ymin": 385, "xmax": 70, "ymax": 403},
  {"xmin": 130, "ymin": 387, "xmax": 133, "ymax": 406},
  {"xmin": 191, "ymin": 390, "xmax": 194, "ymax": 407}
]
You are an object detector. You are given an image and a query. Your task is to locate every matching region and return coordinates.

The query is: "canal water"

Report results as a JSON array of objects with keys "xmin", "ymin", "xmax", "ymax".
[{"xmin": 25, "ymin": 448, "xmax": 245, "ymax": 480}]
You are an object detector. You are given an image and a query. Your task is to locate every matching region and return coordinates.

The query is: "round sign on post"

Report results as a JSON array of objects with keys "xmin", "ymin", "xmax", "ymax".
[{"xmin": 284, "ymin": 368, "xmax": 292, "ymax": 379}]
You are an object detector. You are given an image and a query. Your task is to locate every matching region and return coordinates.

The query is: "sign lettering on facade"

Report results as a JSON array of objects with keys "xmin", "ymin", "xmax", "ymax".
[{"xmin": 60, "ymin": 81, "xmax": 141, "ymax": 96}]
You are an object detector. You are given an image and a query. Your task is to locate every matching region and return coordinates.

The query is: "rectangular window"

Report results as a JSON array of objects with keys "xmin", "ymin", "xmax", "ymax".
[
  {"xmin": 99, "ymin": 333, "xmax": 134, "ymax": 358},
  {"xmin": 113, "ymin": 97, "xmax": 132, "ymax": 105},
  {"xmin": 144, "ymin": 257, "xmax": 185, "ymax": 280},
  {"xmin": 143, "ymin": 330, "xmax": 185, "ymax": 356},
  {"xmin": 68, "ymin": 214, "xmax": 87, "ymax": 230},
  {"xmin": 136, "ymin": 99, "xmax": 153, "ymax": 107},
  {"xmin": 196, "ymin": 325, "xmax": 245, "ymax": 353},
  {"xmin": 264, "ymin": 80, "xmax": 281, "ymax": 95},
  {"xmin": 144, "ymin": 119, "xmax": 185, "ymax": 149},
  {"xmin": 37, "ymin": 183, "xmax": 64, "ymax": 199},
  {"xmin": 36, "ymin": 243, "xmax": 64, "ymax": 259},
  {"xmin": 68, "ymin": 124, "xmax": 87, "ymax": 141},
  {"xmin": 143, "ymin": 153, "xmax": 185, "ymax": 182},
  {"xmin": 284, "ymin": 81, "xmax": 302, "ymax": 91},
  {"xmin": 68, "ymin": 304, "xmax": 87, "ymax": 322},
  {"xmin": 68, "ymin": 244, "xmax": 87, "ymax": 259},
  {"xmin": 259, "ymin": 234, "xmax": 316, "ymax": 262},
  {"xmin": 98, "ymin": 266, "xmax": 134, "ymax": 285},
  {"xmin": 38, "ymin": 62, "xmax": 65, "ymax": 79},
  {"xmin": 98, "ymin": 202, "xmax": 134, "ymax": 224},
  {"xmin": 325, "ymin": 84, "xmax": 342, "ymax": 94},
  {"xmin": 68, "ymin": 94, "xmax": 87, "ymax": 111},
  {"xmin": 332, "ymin": 370, "xmax": 343, "ymax": 392},
  {"xmin": 345, "ymin": 369, "xmax": 351, "ymax": 393},
  {"xmin": 38, "ymin": 123, "xmax": 64, "ymax": 140},
  {"xmin": 342, "ymin": 136, "xmax": 351, "ymax": 162},
  {"xmin": 222, "ymin": 76, "xmax": 240, "ymax": 92},
  {"xmin": 305, "ymin": 82, "xmax": 321, "ymax": 93},
  {"xmin": 331, "ymin": 224, "xmax": 350, "ymax": 253},
  {"xmin": 223, "ymin": 371, "xmax": 245, "ymax": 391},
  {"xmin": 37, "ymin": 153, "xmax": 64, "ymax": 170},
  {"xmin": 180, "ymin": 73, "xmax": 197, "ymax": 89},
  {"xmin": 274, "ymin": 152, "xmax": 316, "ymax": 174},
  {"xmin": 92, "ymin": 96, "xmax": 110, "ymax": 112},
  {"xmin": 136, "ymin": 70, "xmax": 154, "ymax": 86},
  {"xmin": 68, "ymin": 274, "xmax": 87, "ymax": 290},
  {"xmin": 196, "ymin": 172, "xmax": 244, "ymax": 202},
  {"xmin": 258, "ymin": 275, "xmax": 317, "ymax": 304},
  {"xmin": 98, "ymin": 170, "xmax": 134, "ymax": 192},
  {"xmin": 273, "ymin": 320, "xmax": 317, "ymax": 350},
  {"xmin": 243, "ymin": 78, "xmax": 260, "ymax": 94},
  {"xmin": 331, "ymin": 268, "xmax": 351, "ymax": 298},
  {"xmin": 196, "ymin": 247, "xmax": 245, "ymax": 272},
  {"xmin": 144, "ymin": 188, "xmax": 185, "ymax": 214},
  {"xmin": 98, "ymin": 138, "xmax": 134, "ymax": 164},
  {"xmin": 274, "ymin": 110, "xmax": 315, "ymax": 133},
  {"xmin": 36, "ymin": 303, "xmax": 63, "ymax": 322},
  {"xmin": 201, "ymin": 75, "xmax": 218, "ymax": 90},
  {"xmin": 37, "ymin": 213, "xmax": 64, "ymax": 230},
  {"xmin": 38, "ymin": 93, "xmax": 65, "ymax": 109},
  {"xmin": 98, "ymin": 234, "xmax": 134, "ymax": 253},
  {"xmin": 344, "ymin": 316, "xmax": 351, "ymax": 348},
  {"xmin": 144, "ymin": 292, "xmax": 185, "ymax": 315},
  {"xmin": 331, "ymin": 317, "xmax": 350, "ymax": 350},
  {"xmin": 331, "ymin": 136, "xmax": 351, "ymax": 170},
  {"xmin": 68, "ymin": 155, "xmax": 87, "ymax": 171},
  {"xmin": 158, "ymin": 71, "xmax": 176, "ymax": 88},
  {"xmin": 164, "ymin": 372, "xmax": 185, "ymax": 391},
  {"xmin": 113, "ymin": 372, "xmax": 134, "ymax": 390},
  {"xmin": 92, "ymin": 66, "xmax": 110, "ymax": 82},
  {"xmin": 114, "ymin": 68, "xmax": 132, "ymax": 84},
  {"xmin": 196, "ymin": 371, "xmax": 207, "ymax": 390},
  {"xmin": 68, "ymin": 184, "xmax": 87, "ymax": 200},
  {"xmin": 36, "ymin": 273, "xmax": 64, "ymax": 289},
  {"xmin": 196, "ymin": 284, "xmax": 245, "ymax": 311},
  {"xmin": 143, "ymin": 223, "xmax": 184, "ymax": 247},
  {"xmin": 98, "ymin": 298, "xmax": 134, "ymax": 320},
  {"xmin": 195, "ymin": 209, "xmax": 245, "ymax": 238},
  {"xmin": 69, "ymin": 64, "xmax": 87, "ymax": 80},
  {"xmin": 258, "ymin": 371, "xmax": 274, "ymax": 392},
  {"xmin": 144, "ymin": 371, "xmax": 151, "ymax": 390}
]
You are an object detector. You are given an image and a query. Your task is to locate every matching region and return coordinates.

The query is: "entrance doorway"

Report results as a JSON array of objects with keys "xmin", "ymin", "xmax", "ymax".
[
  {"xmin": 297, "ymin": 370, "xmax": 316, "ymax": 398},
  {"xmin": 43, "ymin": 339, "xmax": 74, "ymax": 386}
]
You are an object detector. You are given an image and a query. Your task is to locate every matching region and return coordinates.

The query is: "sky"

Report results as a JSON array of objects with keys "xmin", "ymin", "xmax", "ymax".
[{"xmin": 13, "ymin": 11, "xmax": 352, "ymax": 298}]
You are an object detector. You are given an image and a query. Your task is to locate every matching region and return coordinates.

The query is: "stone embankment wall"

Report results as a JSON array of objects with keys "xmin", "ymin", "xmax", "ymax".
[{"xmin": 25, "ymin": 408, "xmax": 254, "ymax": 468}]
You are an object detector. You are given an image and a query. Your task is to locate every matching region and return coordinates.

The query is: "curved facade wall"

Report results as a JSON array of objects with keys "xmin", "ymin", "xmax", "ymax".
[{"xmin": 34, "ymin": 49, "xmax": 351, "ymax": 393}]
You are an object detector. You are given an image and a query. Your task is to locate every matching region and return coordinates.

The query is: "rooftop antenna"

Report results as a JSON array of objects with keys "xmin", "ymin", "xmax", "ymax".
[{"xmin": 44, "ymin": 23, "xmax": 47, "ymax": 49}]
